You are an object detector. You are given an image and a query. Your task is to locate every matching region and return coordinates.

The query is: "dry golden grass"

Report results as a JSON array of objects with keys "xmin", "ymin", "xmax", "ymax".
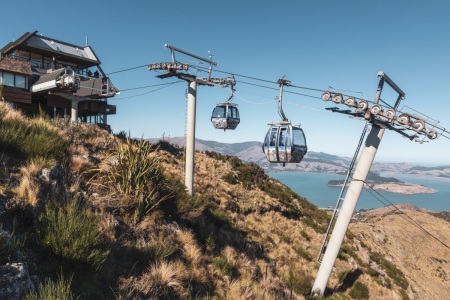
[
  {"xmin": 70, "ymin": 155, "xmax": 88, "ymax": 174},
  {"xmin": 0, "ymin": 101, "xmax": 24, "ymax": 121},
  {"xmin": 121, "ymin": 260, "xmax": 188, "ymax": 299},
  {"xmin": 1, "ymin": 110, "xmax": 439, "ymax": 299},
  {"xmin": 182, "ymin": 241, "xmax": 202, "ymax": 266},
  {"xmin": 350, "ymin": 207, "xmax": 450, "ymax": 300},
  {"xmin": 15, "ymin": 162, "xmax": 41, "ymax": 206}
]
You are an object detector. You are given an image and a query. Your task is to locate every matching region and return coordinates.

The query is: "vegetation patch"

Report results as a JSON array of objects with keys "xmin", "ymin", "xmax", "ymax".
[
  {"xmin": 0, "ymin": 118, "xmax": 68, "ymax": 161},
  {"xmin": 90, "ymin": 137, "xmax": 170, "ymax": 221},
  {"xmin": 213, "ymin": 253, "xmax": 238, "ymax": 279},
  {"xmin": 37, "ymin": 195, "xmax": 110, "ymax": 270},
  {"xmin": 349, "ymin": 281, "xmax": 369, "ymax": 299},
  {"xmin": 283, "ymin": 269, "xmax": 312, "ymax": 298},
  {"xmin": 370, "ymin": 251, "xmax": 409, "ymax": 289},
  {"xmin": 23, "ymin": 273, "xmax": 74, "ymax": 300}
]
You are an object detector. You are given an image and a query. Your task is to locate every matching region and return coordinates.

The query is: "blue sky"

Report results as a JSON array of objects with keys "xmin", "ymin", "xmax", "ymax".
[{"xmin": 2, "ymin": 1, "xmax": 450, "ymax": 165}]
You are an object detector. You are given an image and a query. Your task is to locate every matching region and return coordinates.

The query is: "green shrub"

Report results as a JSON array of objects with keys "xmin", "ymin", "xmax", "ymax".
[
  {"xmin": 281, "ymin": 234, "xmax": 293, "ymax": 244},
  {"xmin": 294, "ymin": 246, "xmax": 312, "ymax": 261},
  {"xmin": 370, "ymin": 252, "xmax": 409, "ymax": 289},
  {"xmin": 0, "ymin": 118, "xmax": 67, "ymax": 160},
  {"xmin": 349, "ymin": 281, "xmax": 369, "ymax": 299},
  {"xmin": 399, "ymin": 288, "xmax": 410, "ymax": 300},
  {"xmin": 38, "ymin": 196, "xmax": 109, "ymax": 270},
  {"xmin": 222, "ymin": 171, "xmax": 237, "ymax": 184},
  {"xmin": 213, "ymin": 254, "xmax": 238, "ymax": 279},
  {"xmin": 301, "ymin": 229, "xmax": 311, "ymax": 241},
  {"xmin": 23, "ymin": 273, "xmax": 74, "ymax": 300},
  {"xmin": 210, "ymin": 208, "xmax": 233, "ymax": 228},
  {"xmin": 283, "ymin": 270, "xmax": 312, "ymax": 297}
]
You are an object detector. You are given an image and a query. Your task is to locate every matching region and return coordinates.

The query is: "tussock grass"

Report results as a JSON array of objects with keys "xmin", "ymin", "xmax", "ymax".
[
  {"xmin": 181, "ymin": 232, "xmax": 202, "ymax": 265},
  {"xmin": 38, "ymin": 195, "xmax": 110, "ymax": 270},
  {"xmin": 15, "ymin": 162, "xmax": 41, "ymax": 206},
  {"xmin": 0, "ymin": 100, "xmax": 24, "ymax": 120},
  {"xmin": 120, "ymin": 260, "xmax": 188, "ymax": 299}
]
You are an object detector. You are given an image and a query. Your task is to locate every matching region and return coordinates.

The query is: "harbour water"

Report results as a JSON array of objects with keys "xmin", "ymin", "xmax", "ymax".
[{"xmin": 269, "ymin": 172, "xmax": 450, "ymax": 212}]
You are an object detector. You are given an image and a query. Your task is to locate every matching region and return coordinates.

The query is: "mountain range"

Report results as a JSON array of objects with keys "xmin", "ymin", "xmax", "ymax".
[{"xmin": 149, "ymin": 137, "xmax": 450, "ymax": 178}]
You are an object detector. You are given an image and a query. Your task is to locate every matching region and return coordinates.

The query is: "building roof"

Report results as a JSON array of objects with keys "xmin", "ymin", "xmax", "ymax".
[
  {"xmin": 0, "ymin": 31, "xmax": 101, "ymax": 68},
  {"xmin": 0, "ymin": 57, "xmax": 32, "ymax": 75}
]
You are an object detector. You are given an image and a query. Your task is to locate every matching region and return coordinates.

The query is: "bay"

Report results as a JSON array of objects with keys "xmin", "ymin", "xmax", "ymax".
[{"xmin": 269, "ymin": 171, "xmax": 450, "ymax": 212}]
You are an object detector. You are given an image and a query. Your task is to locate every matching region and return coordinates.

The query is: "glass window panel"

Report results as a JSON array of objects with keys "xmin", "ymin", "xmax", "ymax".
[
  {"xmin": 229, "ymin": 107, "xmax": 237, "ymax": 118},
  {"xmin": 270, "ymin": 127, "xmax": 278, "ymax": 146},
  {"xmin": 15, "ymin": 75, "xmax": 26, "ymax": 88},
  {"xmin": 212, "ymin": 106, "xmax": 225, "ymax": 118},
  {"xmin": 264, "ymin": 130, "xmax": 270, "ymax": 147},
  {"xmin": 279, "ymin": 128, "xmax": 286, "ymax": 146},
  {"xmin": 3, "ymin": 73, "xmax": 14, "ymax": 86},
  {"xmin": 286, "ymin": 127, "xmax": 291, "ymax": 147},
  {"xmin": 293, "ymin": 127, "xmax": 306, "ymax": 146}
]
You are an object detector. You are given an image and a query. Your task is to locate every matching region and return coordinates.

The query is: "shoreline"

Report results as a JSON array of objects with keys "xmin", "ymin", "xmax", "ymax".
[{"xmin": 329, "ymin": 182, "xmax": 437, "ymax": 195}]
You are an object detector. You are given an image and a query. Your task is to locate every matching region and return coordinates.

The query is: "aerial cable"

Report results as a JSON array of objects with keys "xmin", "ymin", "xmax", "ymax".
[
  {"xmin": 239, "ymin": 80, "xmax": 280, "ymax": 91},
  {"xmin": 289, "ymin": 83, "xmax": 327, "ymax": 93},
  {"xmin": 110, "ymin": 81, "xmax": 182, "ymax": 100},
  {"xmin": 284, "ymin": 101, "xmax": 328, "ymax": 112},
  {"xmin": 352, "ymin": 176, "xmax": 450, "ymax": 251},
  {"xmin": 189, "ymin": 64, "xmax": 277, "ymax": 85},
  {"xmin": 233, "ymin": 93, "xmax": 278, "ymax": 105},
  {"xmin": 120, "ymin": 81, "xmax": 183, "ymax": 91},
  {"xmin": 106, "ymin": 64, "xmax": 148, "ymax": 75}
]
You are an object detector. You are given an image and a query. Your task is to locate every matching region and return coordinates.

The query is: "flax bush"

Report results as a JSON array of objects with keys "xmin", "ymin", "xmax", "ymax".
[
  {"xmin": 38, "ymin": 196, "xmax": 110, "ymax": 270},
  {"xmin": 91, "ymin": 137, "xmax": 169, "ymax": 219}
]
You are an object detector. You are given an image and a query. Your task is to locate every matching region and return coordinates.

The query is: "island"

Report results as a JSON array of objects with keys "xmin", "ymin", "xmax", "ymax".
[{"xmin": 328, "ymin": 172, "xmax": 437, "ymax": 195}]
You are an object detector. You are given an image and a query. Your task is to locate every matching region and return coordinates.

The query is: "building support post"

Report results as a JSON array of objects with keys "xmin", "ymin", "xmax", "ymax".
[
  {"xmin": 185, "ymin": 80, "xmax": 197, "ymax": 195},
  {"xmin": 311, "ymin": 124, "xmax": 385, "ymax": 296},
  {"xmin": 70, "ymin": 100, "xmax": 79, "ymax": 123}
]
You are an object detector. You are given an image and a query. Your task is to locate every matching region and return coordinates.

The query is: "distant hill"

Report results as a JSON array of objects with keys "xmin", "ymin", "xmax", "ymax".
[{"xmin": 149, "ymin": 137, "xmax": 450, "ymax": 178}]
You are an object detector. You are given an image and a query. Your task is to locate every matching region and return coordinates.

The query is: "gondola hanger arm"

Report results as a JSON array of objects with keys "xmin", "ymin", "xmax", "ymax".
[{"xmin": 277, "ymin": 76, "xmax": 291, "ymax": 122}]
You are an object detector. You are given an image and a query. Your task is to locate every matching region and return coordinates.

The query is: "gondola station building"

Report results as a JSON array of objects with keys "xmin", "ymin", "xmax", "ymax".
[{"xmin": 0, "ymin": 31, "xmax": 119, "ymax": 130}]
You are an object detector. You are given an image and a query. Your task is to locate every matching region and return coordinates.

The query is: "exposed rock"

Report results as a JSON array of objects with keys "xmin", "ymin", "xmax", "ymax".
[{"xmin": 0, "ymin": 263, "xmax": 35, "ymax": 300}]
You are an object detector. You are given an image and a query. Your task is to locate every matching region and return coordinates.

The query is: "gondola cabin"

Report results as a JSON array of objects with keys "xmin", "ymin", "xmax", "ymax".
[
  {"xmin": 211, "ymin": 103, "xmax": 240, "ymax": 130},
  {"xmin": 262, "ymin": 123, "xmax": 307, "ymax": 165}
]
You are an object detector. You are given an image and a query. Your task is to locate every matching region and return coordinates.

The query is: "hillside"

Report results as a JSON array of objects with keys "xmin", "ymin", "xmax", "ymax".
[
  {"xmin": 1, "ymin": 103, "xmax": 449, "ymax": 299},
  {"xmin": 351, "ymin": 205, "xmax": 450, "ymax": 299}
]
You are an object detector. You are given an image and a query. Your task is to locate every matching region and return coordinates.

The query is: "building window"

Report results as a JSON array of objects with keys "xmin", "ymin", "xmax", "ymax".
[
  {"xmin": 15, "ymin": 75, "xmax": 26, "ymax": 88},
  {"xmin": 3, "ymin": 73, "xmax": 14, "ymax": 87},
  {"xmin": 0, "ymin": 72, "xmax": 27, "ymax": 88}
]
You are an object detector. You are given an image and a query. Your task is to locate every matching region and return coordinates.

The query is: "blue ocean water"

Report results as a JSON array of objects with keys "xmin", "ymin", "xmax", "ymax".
[{"xmin": 269, "ymin": 172, "xmax": 450, "ymax": 212}]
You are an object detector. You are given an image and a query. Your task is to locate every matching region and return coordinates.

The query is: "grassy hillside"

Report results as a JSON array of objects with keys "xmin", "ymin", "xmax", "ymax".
[{"xmin": 1, "ymin": 101, "xmax": 447, "ymax": 299}]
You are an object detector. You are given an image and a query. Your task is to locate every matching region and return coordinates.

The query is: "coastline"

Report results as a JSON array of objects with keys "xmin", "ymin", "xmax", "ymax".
[{"xmin": 328, "ymin": 182, "xmax": 437, "ymax": 194}]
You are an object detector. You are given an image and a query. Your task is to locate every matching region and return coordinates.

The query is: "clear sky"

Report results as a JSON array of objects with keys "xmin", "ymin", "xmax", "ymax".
[{"xmin": 2, "ymin": 0, "xmax": 450, "ymax": 165}]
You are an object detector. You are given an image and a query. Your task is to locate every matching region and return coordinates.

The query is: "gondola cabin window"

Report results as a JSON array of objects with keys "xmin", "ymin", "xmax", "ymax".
[{"xmin": 212, "ymin": 106, "xmax": 225, "ymax": 118}]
